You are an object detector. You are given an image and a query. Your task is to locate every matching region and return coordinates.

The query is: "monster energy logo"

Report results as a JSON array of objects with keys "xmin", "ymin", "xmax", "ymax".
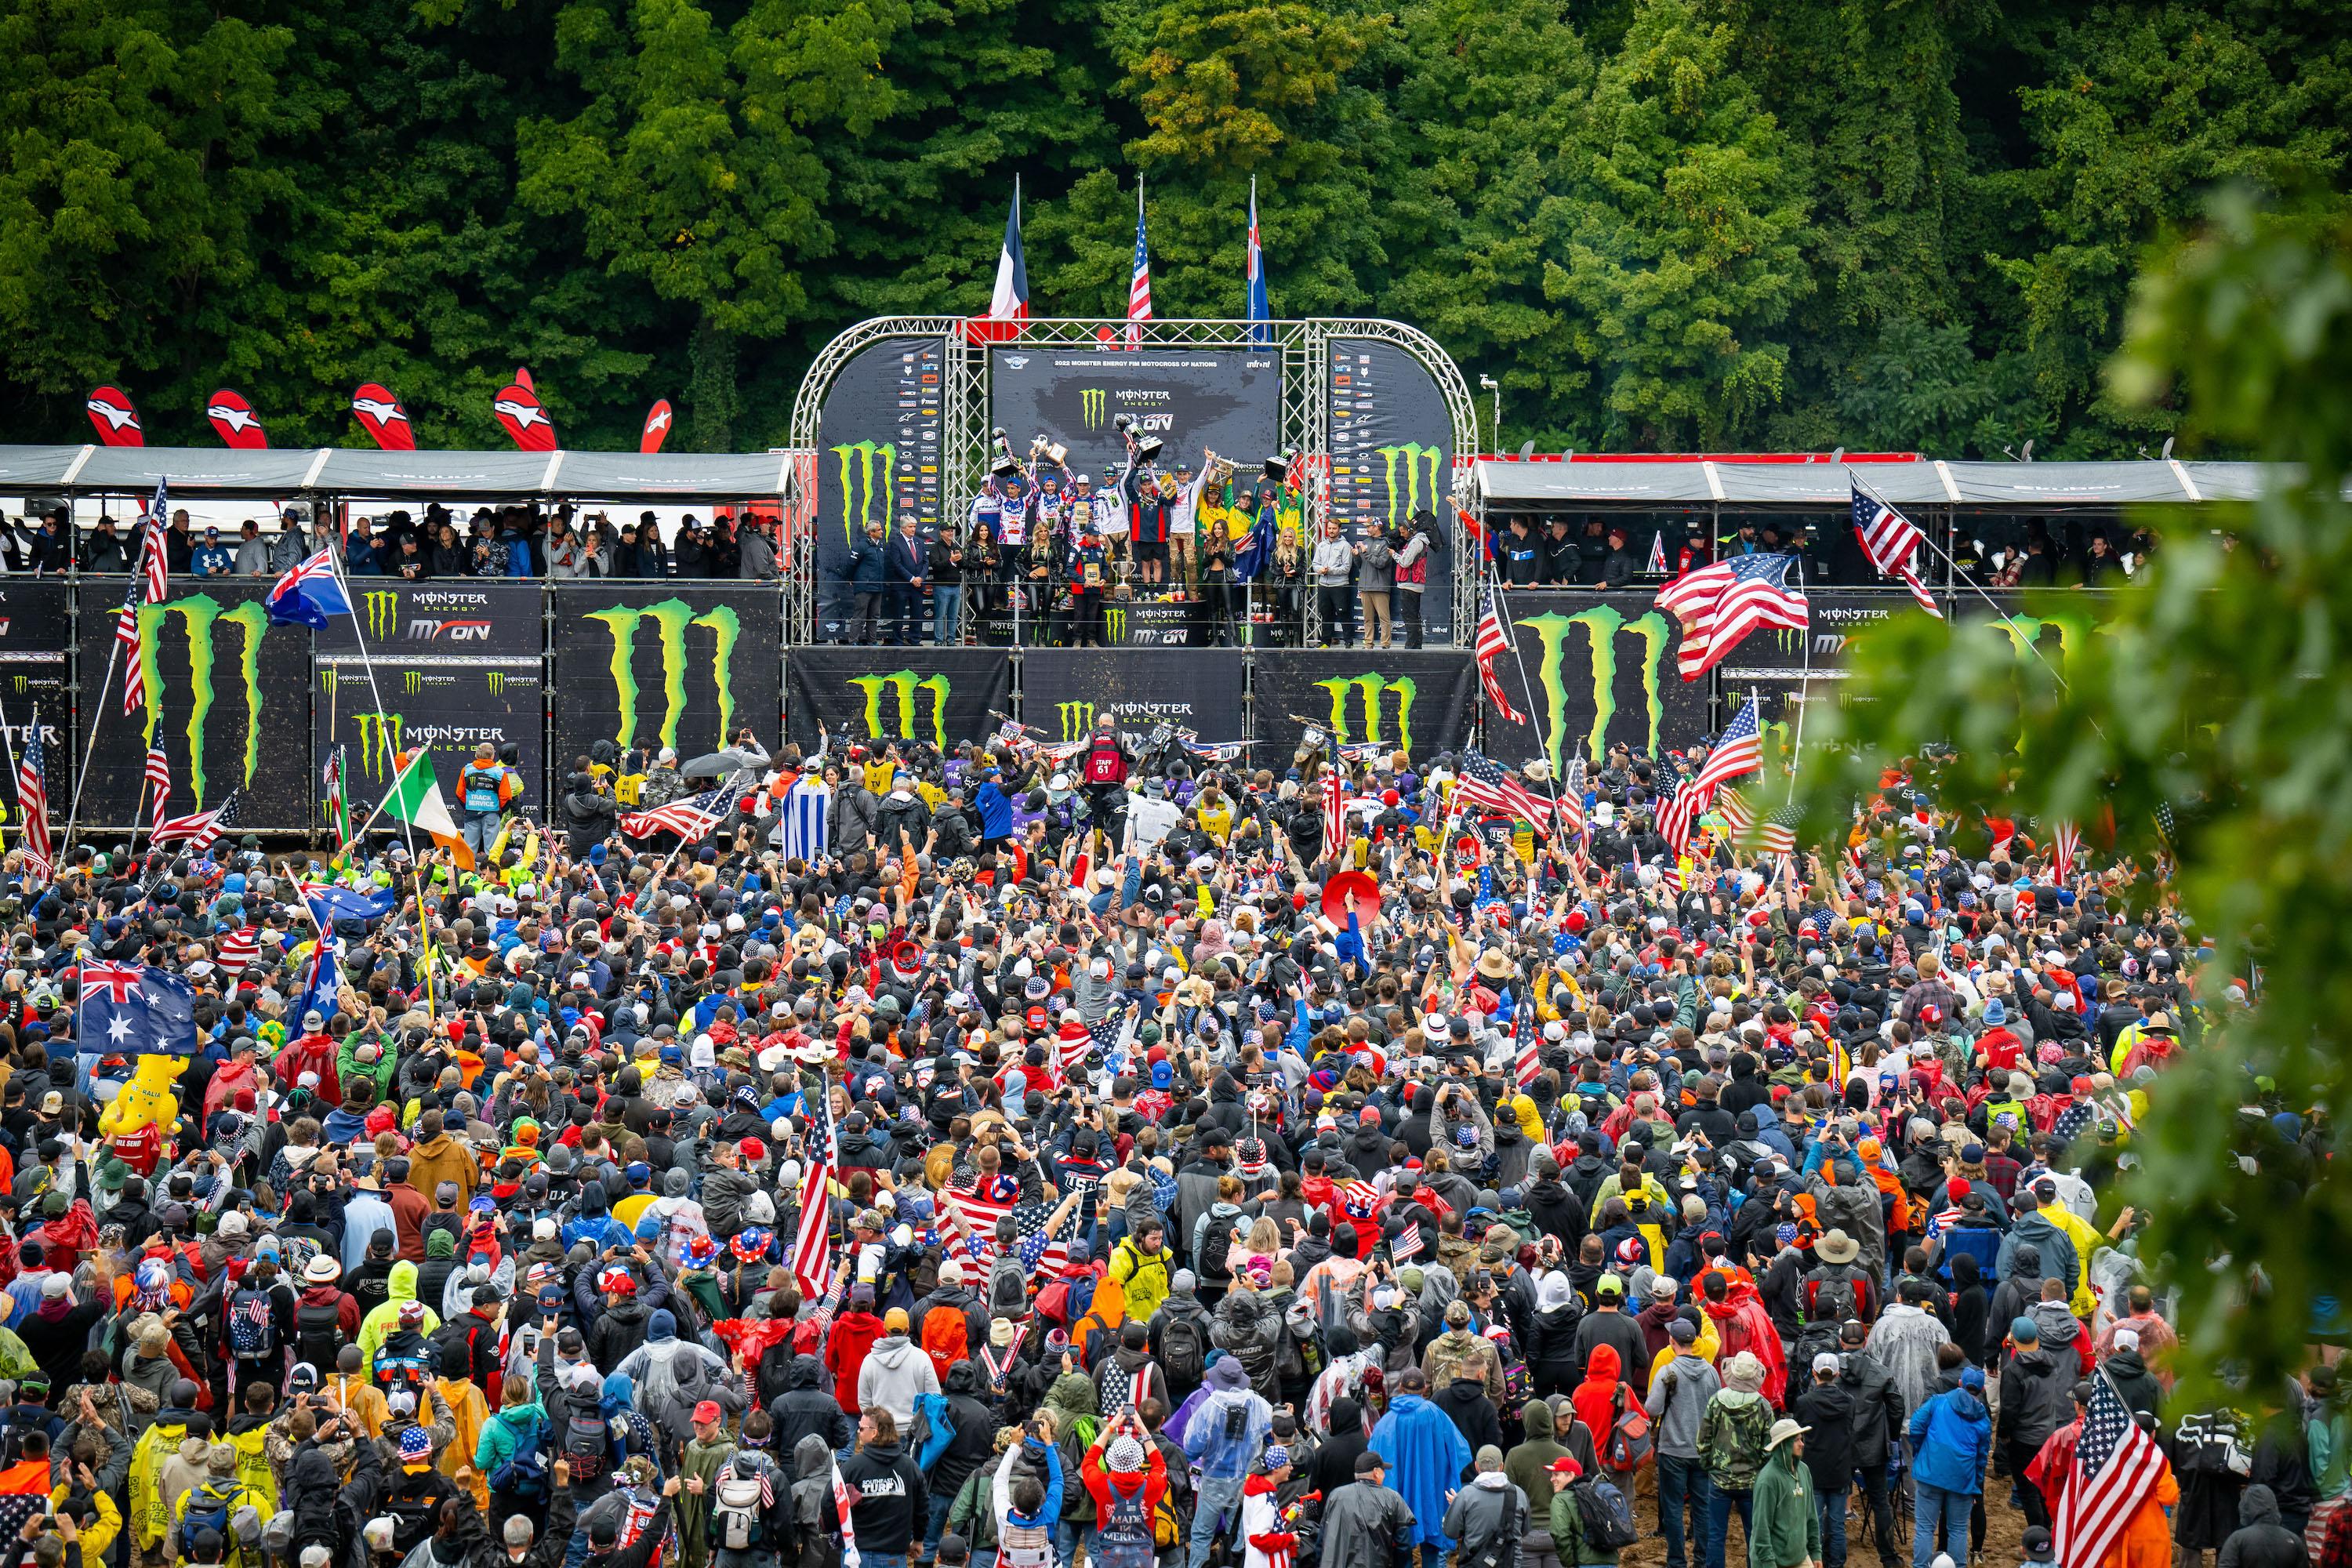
[
  {"xmin": 1374, "ymin": 445, "xmax": 1443, "ymax": 527},
  {"xmin": 136, "ymin": 593, "xmax": 270, "ymax": 804},
  {"xmin": 830, "ymin": 441, "xmax": 897, "ymax": 546},
  {"xmin": 584, "ymin": 599, "xmax": 742, "ymax": 753},
  {"xmin": 1080, "ymin": 390, "xmax": 1108, "ymax": 429},
  {"xmin": 486, "ymin": 672, "xmax": 506, "ymax": 695},
  {"xmin": 1057, "ymin": 702, "xmax": 1095, "ymax": 742},
  {"xmin": 1772, "ymin": 626, "xmax": 1850, "ymax": 658},
  {"xmin": 353, "ymin": 712, "xmax": 405, "ymax": 782},
  {"xmin": 1104, "ymin": 604, "xmax": 1127, "ymax": 642},
  {"xmin": 363, "ymin": 591, "xmax": 399, "ymax": 639},
  {"xmin": 1314, "ymin": 673, "xmax": 1417, "ymax": 752},
  {"xmin": 320, "ymin": 668, "xmax": 338, "ymax": 697},
  {"xmin": 849, "ymin": 670, "xmax": 950, "ymax": 748},
  {"xmin": 9, "ymin": 677, "xmax": 22, "ymax": 695},
  {"xmin": 1520, "ymin": 605, "xmax": 1671, "ymax": 771},
  {"xmin": 1991, "ymin": 612, "xmax": 2095, "ymax": 663},
  {"xmin": 403, "ymin": 670, "xmax": 422, "ymax": 694}
]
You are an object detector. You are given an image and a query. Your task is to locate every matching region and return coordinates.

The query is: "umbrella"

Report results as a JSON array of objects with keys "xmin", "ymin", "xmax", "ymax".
[{"xmin": 681, "ymin": 748, "xmax": 760, "ymax": 779}]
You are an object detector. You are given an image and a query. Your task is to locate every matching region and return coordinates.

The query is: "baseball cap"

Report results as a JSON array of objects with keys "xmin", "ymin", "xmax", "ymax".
[{"xmin": 691, "ymin": 1400, "xmax": 723, "ymax": 1425}]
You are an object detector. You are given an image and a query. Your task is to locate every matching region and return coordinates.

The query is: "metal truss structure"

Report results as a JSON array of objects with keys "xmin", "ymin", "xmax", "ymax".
[{"xmin": 786, "ymin": 317, "xmax": 1479, "ymax": 645}]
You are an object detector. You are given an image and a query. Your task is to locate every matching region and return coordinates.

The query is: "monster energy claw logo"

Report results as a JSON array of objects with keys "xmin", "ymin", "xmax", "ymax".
[
  {"xmin": 364, "ymin": 590, "xmax": 399, "ymax": 639},
  {"xmin": 1522, "ymin": 606, "xmax": 1671, "ymax": 771},
  {"xmin": 403, "ymin": 670, "xmax": 422, "ymax": 694},
  {"xmin": 1080, "ymin": 390, "xmax": 1108, "ymax": 429},
  {"xmin": 1315, "ymin": 673, "xmax": 1417, "ymax": 753},
  {"xmin": 1374, "ymin": 445, "xmax": 1443, "ymax": 528},
  {"xmin": 1057, "ymin": 702, "xmax": 1095, "ymax": 742},
  {"xmin": 137, "ymin": 593, "xmax": 270, "ymax": 804},
  {"xmin": 850, "ymin": 670, "xmax": 950, "ymax": 749},
  {"xmin": 354, "ymin": 712, "xmax": 405, "ymax": 782},
  {"xmin": 1104, "ymin": 605, "xmax": 1127, "ymax": 642},
  {"xmin": 831, "ymin": 441, "xmax": 897, "ymax": 546},
  {"xmin": 585, "ymin": 599, "xmax": 741, "ymax": 754},
  {"xmin": 487, "ymin": 672, "xmax": 506, "ymax": 695}
]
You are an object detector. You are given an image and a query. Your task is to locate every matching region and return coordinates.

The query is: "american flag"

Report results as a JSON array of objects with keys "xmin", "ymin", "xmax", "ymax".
[
  {"xmin": 154, "ymin": 791, "xmax": 238, "ymax": 854},
  {"xmin": 620, "ymin": 786, "xmax": 732, "ymax": 840},
  {"xmin": 1514, "ymin": 990, "xmax": 1540, "ymax": 1088},
  {"xmin": 1321, "ymin": 768, "xmax": 1348, "ymax": 864},
  {"xmin": 1474, "ymin": 592, "xmax": 1529, "ymax": 724},
  {"xmin": 790, "ymin": 1095, "xmax": 838, "ymax": 1304},
  {"xmin": 1687, "ymin": 703, "xmax": 1763, "ymax": 800},
  {"xmin": 831, "ymin": 1455, "xmax": 863, "ymax": 1568},
  {"xmin": 1392, "ymin": 1221, "xmax": 1423, "ymax": 1262},
  {"xmin": 1455, "ymin": 749, "xmax": 1550, "ymax": 828},
  {"xmin": 945, "ymin": 1178, "xmax": 1072, "ymax": 1282},
  {"xmin": 114, "ymin": 482, "xmax": 170, "ymax": 717},
  {"xmin": 2052, "ymin": 820, "xmax": 2081, "ymax": 882},
  {"xmin": 1851, "ymin": 485, "xmax": 1942, "ymax": 616},
  {"xmin": 1126, "ymin": 181, "xmax": 1152, "ymax": 350},
  {"xmin": 1082, "ymin": 1007, "xmax": 1138, "ymax": 1076},
  {"xmin": 1750, "ymin": 804, "xmax": 1798, "ymax": 856},
  {"xmin": 1654, "ymin": 778, "xmax": 1700, "ymax": 855},
  {"xmin": 143, "ymin": 742, "xmax": 172, "ymax": 835},
  {"xmin": 2055, "ymin": 1374, "xmax": 2169, "ymax": 1568},
  {"xmin": 1558, "ymin": 757, "xmax": 1588, "ymax": 844},
  {"xmin": 140, "ymin": 478, "xmax": 169, "ymax": 603},
  {"xmin": 1656, "ymin": 553, "xmax": 1809, "ymax": 681},
  {"xmin": 216, "ymin": 925, "xmax": 261, "ymax": 977},
  {"xmin": 13, "ymin": 710, "xmax": 52, "ymax": 883}
]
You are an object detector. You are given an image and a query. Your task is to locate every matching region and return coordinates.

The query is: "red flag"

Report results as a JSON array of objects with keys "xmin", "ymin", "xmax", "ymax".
[
  {"xmin": 491, "ymin": 382, "xmax": 557, "ymax": 452},
  {"xmin": 205, "ymin": 389, "xmax": 268, "ymax": 449},
  {"xmin": 85, "ymin": 387, "xmax": 143, "ymax": 446},
  {"xmin": 350, "ymin": 383, "xmax": 416, "ymax": 451},
  {"xmin": 514, "ymin": 365, "xmax": 535, "ymax": 394},
  {"xmin": 641, "ymin": 399, "xmax": 674, "ymax": 454}
]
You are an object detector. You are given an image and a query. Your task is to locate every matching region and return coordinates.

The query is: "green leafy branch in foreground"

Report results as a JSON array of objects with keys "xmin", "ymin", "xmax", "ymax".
[{"xmin": 1791, "ymin": 191, "xmax": 2352, "ymax": 1405}]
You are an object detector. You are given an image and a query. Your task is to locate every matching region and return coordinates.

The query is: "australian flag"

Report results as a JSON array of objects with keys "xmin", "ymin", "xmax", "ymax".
[{"xmin": 76, "ymin": 963, "xmax": 198, "ymax": 1057}]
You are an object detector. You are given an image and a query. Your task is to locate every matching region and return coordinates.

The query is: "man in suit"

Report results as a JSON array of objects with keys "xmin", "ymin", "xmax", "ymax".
[{"xmin": 887, "ymin": 517, "xmax": 929, "ymax": 644}]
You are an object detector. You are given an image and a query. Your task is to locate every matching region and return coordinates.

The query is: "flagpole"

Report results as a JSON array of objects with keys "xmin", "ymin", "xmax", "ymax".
[
  {"xmin": 64, "ymin": 635, "xmax": 124, "ymax": 852},
  {"xmin": 1780, "ymin": 555, "xmax": 1810, "ymax": 804},
  {"xmin": 0, "ymin": 691, "xmax": 27, "ymax": 876},
  {"xmin": 1484, "ymin": 563, "xmax": 1572, "ymax": 855}
]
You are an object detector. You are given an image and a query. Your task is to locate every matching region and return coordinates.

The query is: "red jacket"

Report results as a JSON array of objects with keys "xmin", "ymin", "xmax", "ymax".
[{"xmin": 824, "ymin": 1310, "xmax": 886, "ymax": 1415}]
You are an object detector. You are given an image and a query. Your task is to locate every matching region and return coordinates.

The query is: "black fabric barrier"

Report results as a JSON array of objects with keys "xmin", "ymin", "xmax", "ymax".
[
  {"xmin": 1252, "ymin": 651, "xmax": 1476, "ymax": 763},
  {"xmin": 786, "ymin": 649, "xmax": 1013, "ymax": 752},
  {"xmin": 321, "ymin": 581, "xmax": 543, "ymax": 658},
  {"xmin": 549, "ymin": 584, "xmax": 783, "ymax": 768},
  {"xmin": 1481, "ymin": 590, "xmax": 1714, "ymax": 771},
  {"xmin": 315, "ymin": 660, "xmax": 545, "ymax": 818},
  {"xmin": 0, "ymin": 581, "xmax": 73, "ymax": 809},
  {"xmin": 74, "ymin": 583, "xmax": 312, "ymax": 831},
  {"xmin": 1017, "ymin": 650, "xmax": 1247, "ymax": 746}
]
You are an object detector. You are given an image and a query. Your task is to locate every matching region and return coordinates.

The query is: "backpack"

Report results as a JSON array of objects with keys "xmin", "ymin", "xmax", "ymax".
[
  {"xmin": 1197, "ymin": 1219, "xmax": 1236, "ymax": 1287},
  {"xmin": 226, "ymin": 1288, "xmax": 279, "ymax": 1360},
  {"xmin": 713, "ymin": 1463, "xmax": 768, "ymax": 1551},
  {"xmin": 1805, "ymin": 1267, "xmax": 1863, "ymax": 1326},
  {"xmin": 182, "ymin": 1479, "xmax": 247, "ymax": 1548},
  {"xmin": 1159, "ymin": 1312, "xmax": 1207, "ymax": 1392},
  {"xmin": 564, "ymin": 1408, "xmax": 612, "ymax": 1482},
  {"xmin": 1602, "ymin": 1387, "xmax": 1653, "ymax": 1472},
  {"xmin": 295, "ymin": 1301, "xmax": 344, "ymax": 1373},
  {"xmin": 909, "ymin": 1392, "xmax": 957, "ymax": 1472},
  {"xmin": 989, "ymin": 1255, "xmax": 1031, "ymax": 1316},
  {"xmin": 1571, "ymin": 1476, "xmax": 1639, "ymax": 1552},
  {"xmin": 489, "ymin": 1431, "xmax": 550, "ymax": 1499},
  {"xmin": 921, "ymin": 1305, "xmax": 971, "ymax": 1384},
  {"xmin": 1496, "ymin": 1346, "xmax": 1531, "ymax": 1418}
]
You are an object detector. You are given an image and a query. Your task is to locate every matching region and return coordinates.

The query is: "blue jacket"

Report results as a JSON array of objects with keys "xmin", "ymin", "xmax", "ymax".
[
  {"xmin": 848, "ymin": 542, "xmax": 888, "ymax": 588},
  {"xmin": 1370, "ymin": 1393, "xmax": 1474, "ymax": 1548},
  {"xmin": 1907, "ymin": 1384, "xmax": 1993, "ymax": 1494},
  {"xmin": 975, "ymin": 780, "xmax": 1013, "ymax": 841}
]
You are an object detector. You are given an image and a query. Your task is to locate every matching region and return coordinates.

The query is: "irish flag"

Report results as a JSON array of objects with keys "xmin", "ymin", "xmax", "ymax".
[{"xmin": 379, "ymin": 751, "xmax": 474, "ymax": 868}]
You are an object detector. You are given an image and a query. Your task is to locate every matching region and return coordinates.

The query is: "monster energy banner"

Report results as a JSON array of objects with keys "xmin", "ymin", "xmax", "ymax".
[
  {"xmin": 75, "ymin": 583, "xmax": 311, "ymax": 830},
  {"xmin": 0, "ymin": 581, "xmax": 72, "ymax": 808},
  {"xmin": 1327, "ymin": 338, "xmax": 1458, "ymax": 645},
  {"xmin": 314, "ymin": 662, "xmax": 544, "ymax": 817},
  {"xmin": 815, "ymin": 335, "xmax": 946, "ymax": 640},
  {"xmin": 1018, "ymin": 651, "xmax": 1246, "ymax": 747},
  {"xmin": 550, "ymin": 584, "xmax": 784, "ymax": 768},
  {"xmin": 990, "ymin": 349, "xmax": 1281, "ymax": 493},
  {"xmin": 786, "ymin": 648, "xmax": 1011, "ymax": 752},
  {"xmin": 321, "ymin": 582, "xmax": 542, "ymax": 658},
  {"xmin": 1251, "ymin": 652, "xmax": 1477, "ymax": 762},
  {"xmin": 1483, "ymin": 591, "xmax": 1713, "ymax": 772}
]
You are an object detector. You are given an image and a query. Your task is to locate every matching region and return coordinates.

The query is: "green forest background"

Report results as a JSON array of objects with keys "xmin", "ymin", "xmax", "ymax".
[{"xmin": 2, "ymin": 0, "xmax": 2343, "ymax": 456}]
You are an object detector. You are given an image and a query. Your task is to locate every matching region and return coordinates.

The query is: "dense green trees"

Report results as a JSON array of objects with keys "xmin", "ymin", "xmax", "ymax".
[{"xmin": 1, "ymin": 0, "xmax": 2344, "ymax": 455}]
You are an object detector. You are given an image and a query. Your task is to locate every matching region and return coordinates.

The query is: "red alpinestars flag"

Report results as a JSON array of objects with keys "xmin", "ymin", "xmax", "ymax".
[
  {"xmin": 790, "ymin": 1097, "xmax": 838, "ymax": 1305},
  {"xmin": 2052, "ymin": 820, "xmax": 2082, "ymax": 883},
  {"xmin": 205, "ymin": 388, "xmax": 269, "ymax": 450},
  {"xmin": 1454, "ymin": 749, "xmax": 1551, "ymax": 828},
  {"xmin": 85, "ymin": 386, "xmax": 143, "ymax": 446},
  {"xmin": 1321, "ymin": 768, "xmax": 1349, "ymax": 864},
  {"xmin": 1851, "ymin": 485, "xmax": 1943, "ymax": 616},
  {"xmin": 350, "ymin": 383, "xmax": 416, "ymax": 450},
  {"xmin": 2055, "ymin": 1374, "xmax": 2168, "ymax": 1568},
  {"xmin": 143, "ymin": 744, "xmax": 172, "ymax": 834},
  {"xmin": 1656, "ymin": 554, "xmax": 1809, "ymax": 681},
  {"xmin": 1475, "ymin": 593, "xmax": 1528, "ymax": 724},
  {"xmin": 13, "ymin": 710, "xmax": 52, "ymax": 883}
]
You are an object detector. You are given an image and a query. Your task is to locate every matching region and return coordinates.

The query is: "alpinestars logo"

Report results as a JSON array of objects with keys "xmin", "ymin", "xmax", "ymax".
[
  {"xmin": 1518, "ymin": 604, "xmax": 1672, "ymax": 771},
  {"xmin": 585, "ymin": 599, "xmax": 741, "ymax": 753},
  {"xmin": 831, "ymin": 442, "xmax": 897, "ymax": 546},
  {"xmin": 134, "ymin": 594, "xmax": 273, "ymax": 804},
  {"xmin": 850, "ymin": 670, "xmax": 950, "ymax": 748},
  {"xmin": 1375, "ymin": 445, "xmax": 1443, "ymax": 527},
  {"xmin": 1314, "ymin": 673, "xmax": 1417, "ymax": 753}
]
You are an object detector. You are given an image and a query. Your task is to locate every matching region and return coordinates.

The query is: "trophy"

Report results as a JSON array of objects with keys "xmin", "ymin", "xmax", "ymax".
[
  {"xmin": 990, "ymin": 426, "xmax": 1023, "ymax": 478},
  {"xmin": 1113, "ymin": 411, "xmax": 1164, "ymax": 466}
]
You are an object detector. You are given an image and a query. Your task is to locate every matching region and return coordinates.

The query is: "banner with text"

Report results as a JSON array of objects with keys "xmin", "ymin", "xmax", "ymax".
[
  {"xmin": 75, "ymin": 583, "xmax": 311, "ymax": 830},
  {"xmin": 1018, "ymin": 650, "xmax": 1247, "ymax": 748},
  {"xmin": 550, "ymin": 584, "xmax": 783, "ymax": 766},
  {"xmin": 1327, "ymin": 337, "xmax": 1460, "ymax": 644},
  {"xmin": 1709, "ymin": 589, "xmax": 1907, "ymax": 732},
  {"xmin": 991, "ymin": 348, "xmax": 1281, "ymax": 489},
  {"xmin": 786, "ymin": 648, "xmax": 1012, "ymax": 752},
  {"xmin": 315, "ymin": 662, "xmax": 543, "ymax": 818},
  {"xmin": 1483, "ymin": 590, "xmax": 1713, "ymax": 771},
  {"xmin": 1252, "ymin": 652, "xmax": 1476, "ymax": 762},
  {"xmin": 0, "ymin": 580, "xmax": 73, "ymax": 808},
  {"xmin": 814, "ymin": 336, "xmax": 946, "ymax": 640}
]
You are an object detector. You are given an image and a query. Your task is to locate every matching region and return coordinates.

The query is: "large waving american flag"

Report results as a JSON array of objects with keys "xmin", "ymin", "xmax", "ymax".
[
  {"xmin": 2051, "ymin": 820, "xmax": 2082, "ymax": 882},
  {"xmin": 1455, "ymin": 748, "xmax": 1550, "ymax": 828},
  {"xmin": 1688, "ymin": 702, "xmax": 1762, "ymax": 800},
  {"xmin": 2055, "ymin": 1374, "xmax": 2168, "ymax": 1568},
  {"xmin": 1126, "ymin": 181, "xmax": 1153, "ymax": 350},
  {"xmin": 116, "ymin": 479, "xmax": 169, "ymax": 717},
  {"xmin": 1475, "ymin": 593, "xmax": 1528, "ymax": 724},
  {"xmin": 1657, "ymin": 553, "xmax": 1809, "ymax": 681},
  {"xmin": 13, "ymin": 710, "xmax": 52, "ymax": 883},
  {"xmin": 143, "ymin": 742, "xmax": 172, "ymax": 835},
  {"xmin": 621, "ymin": 786, "xmax": 733, "ymax": 840},
  {"xmin": 1851, "ymin": 485, "xmax": 1942, "ymax": 616},
  {"xmin": 789, "ymin": 1095, "xmax": 838, "ymax": 1305},
  {"xmin": 945, "ymin": 1175, "xmax": 1072, "ymax": 1282}
]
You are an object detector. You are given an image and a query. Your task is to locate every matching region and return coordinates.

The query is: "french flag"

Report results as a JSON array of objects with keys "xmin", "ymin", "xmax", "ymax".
[{"xmin": 967, "ymin": 179, "xmax": 1030, "ymax": 344}]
